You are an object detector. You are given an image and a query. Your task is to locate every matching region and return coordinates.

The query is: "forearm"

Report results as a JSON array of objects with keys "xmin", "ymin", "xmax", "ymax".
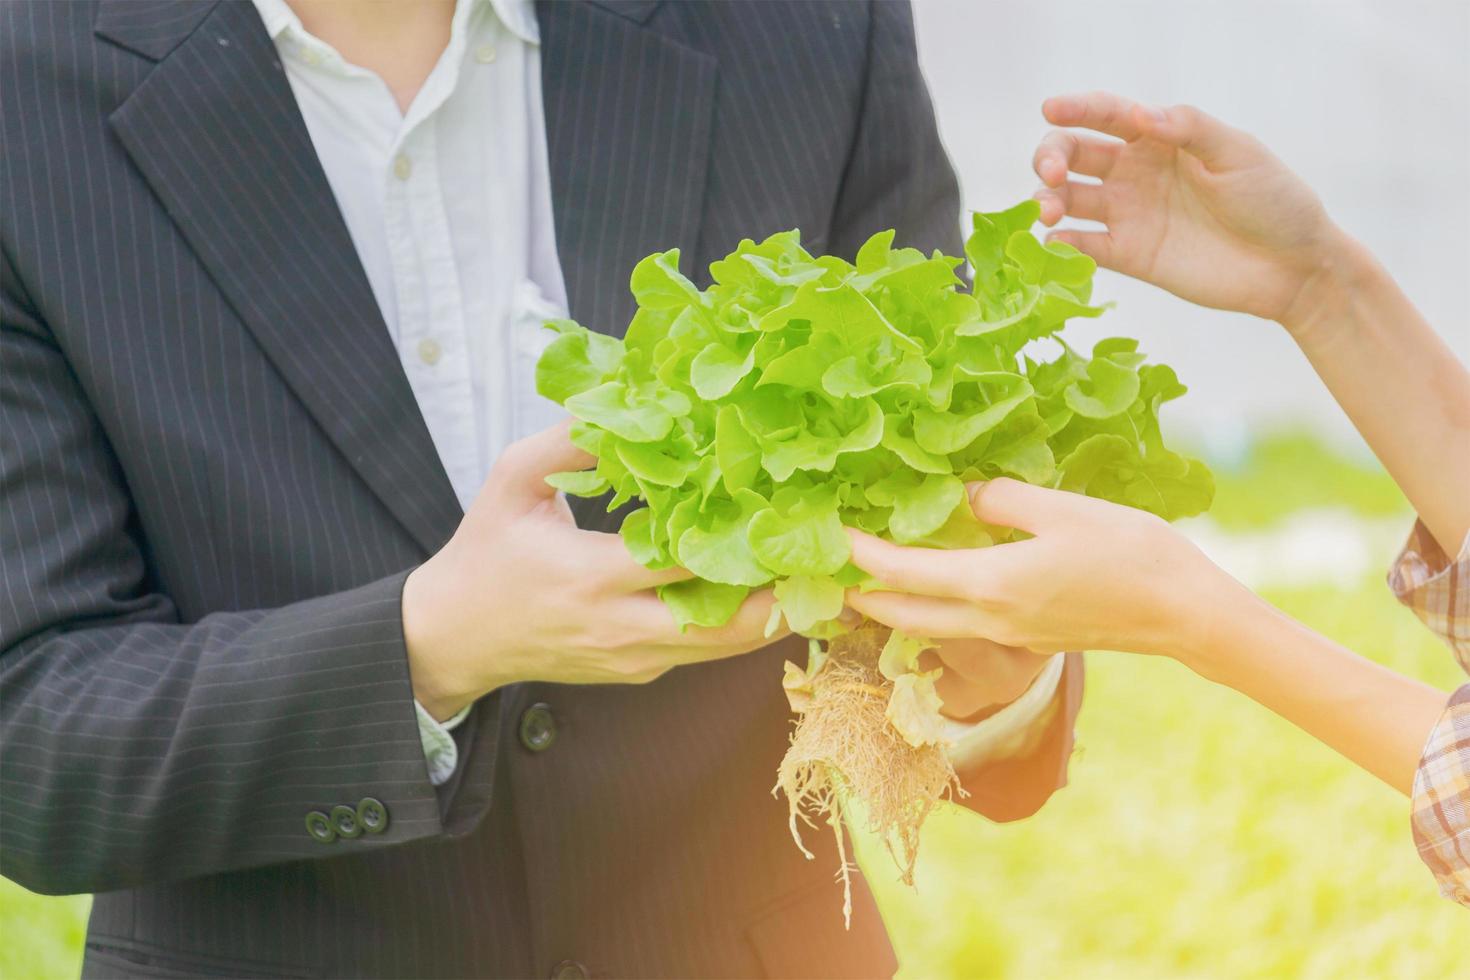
[
  {"xmin": 0, "ymin": 574, "xmax": 446, "ymax": 895},
  {"xmin": 1188, "ymin": 586, "xmax": 1448, "ymax": 794},
  {"xmin": 1283, "ymin": 233, "xmax": 1470, "ymax": 553}
]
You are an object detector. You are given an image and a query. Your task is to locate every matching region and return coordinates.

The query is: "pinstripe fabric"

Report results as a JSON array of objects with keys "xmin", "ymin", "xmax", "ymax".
[{"xmin": 2, "ymin": 2, "xmax": 1081, "ymax": 976}]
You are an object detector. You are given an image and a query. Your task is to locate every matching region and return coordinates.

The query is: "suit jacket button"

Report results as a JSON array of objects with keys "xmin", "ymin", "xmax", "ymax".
[
  {"xmin": 305, "ymin": 810, "xmax": 336, "ymax": 843},
  {"xmin": 519, "ymin": 703, "xmax": 557, "ymax": 752},
  {"xmin": 330, "ymin": 804, "xmax": 363, "ymax": 839},
  {"xmin": 550, "ymin": 960, "xmax": 588, "ymax": 980},
  {"xmin": 357, "ymin": 797, "xmax": 389, "ymax": 834}
]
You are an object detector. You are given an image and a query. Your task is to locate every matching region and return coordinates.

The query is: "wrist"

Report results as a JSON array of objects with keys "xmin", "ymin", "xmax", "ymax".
[
  {"xmin": 1127, "ymin": 535, "xmax": 1239, "ymax": 666},
  {"xmin": 1178, "ymin": 577, "xmax": 1276, "ymax": 684},
  {"xmin": 402, "ymin": 559, "xmax": 480, "ymax": 722},
  {"xmin": 1276, "ymin": 227, "xmax": 1378, "ymax": 346}
]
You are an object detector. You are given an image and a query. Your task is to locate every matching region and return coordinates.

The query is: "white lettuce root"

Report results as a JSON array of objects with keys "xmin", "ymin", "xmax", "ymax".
[{"xmin": 775, "ymin": 623, "xmax": 961, "ymax": 927}]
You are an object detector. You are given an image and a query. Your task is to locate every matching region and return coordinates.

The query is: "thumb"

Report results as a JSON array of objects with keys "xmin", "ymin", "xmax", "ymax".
[
  {"xmin": 966, "ymin": 478, "xmax": 1088, "ymax": 535},
  {"xmin": 1132, "ymin": 103, "xmax": 1251, "ymax": 170},
  {"xmin": 487, "ymin": 418, "xmax": 597, "ymax": 509}
]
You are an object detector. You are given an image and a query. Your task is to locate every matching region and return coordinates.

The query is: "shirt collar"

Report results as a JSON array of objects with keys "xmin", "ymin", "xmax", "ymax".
[
  {"xmin": 250, "ymin": 0, "xmax": 539, "ymax": 47},
  {"xmin": 250, "ymin": 0, "xmax": 297, "ymax": 40},
  {"xmin": 489, "ymin": 0, "xmax": 540, "ymax": 45}
]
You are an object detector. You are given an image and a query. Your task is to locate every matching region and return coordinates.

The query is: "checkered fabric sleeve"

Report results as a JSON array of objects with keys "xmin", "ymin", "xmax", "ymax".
[{"xmin": 1389, "ymin": 521, "xmax": 1470, "ymax": 907}]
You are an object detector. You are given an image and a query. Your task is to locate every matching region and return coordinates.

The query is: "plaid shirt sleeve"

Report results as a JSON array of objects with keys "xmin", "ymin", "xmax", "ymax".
[{"xmin": 1388, "ymin": 520, "xmax": 1470, "ymax": 907}]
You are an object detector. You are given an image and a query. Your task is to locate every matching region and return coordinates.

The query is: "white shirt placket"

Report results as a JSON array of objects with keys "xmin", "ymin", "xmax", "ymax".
[{"xmin": 383, "ymin": 117, "xmax": 479, "ymax": 507}]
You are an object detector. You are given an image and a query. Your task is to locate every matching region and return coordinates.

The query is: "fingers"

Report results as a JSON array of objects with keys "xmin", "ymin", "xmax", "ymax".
[
  {"xmin": 490, "ymin": 419, "xmax": 597, "ymax": 508},
  {"xmin": 931, "ymin": 640, "xmax": 1050, "ymax": 713},
  {"xmin": 679, "ymin": 587, "xmax": 785, "ymax": 649},
  {"xmin": 1042, "ymin": 92, "xmax": 1147, "ymax": 142},
  {"xmin": 614, "ymin": 588, "xmax": 783, "ymax": 659},
  {"xmin": 1034, "ymin": 180, "xmax": 1108, "ymax": 227},
  {"xmin": 1044, "ymin": 93, "xmax": 1256, "ymax": 172},
  {"xmin": 929, "ymin": 660, "xmax": 996, "ymax": 719},
  {"xmin": 934, "ymin": 637, "xmax": 1049, "ymax": 683},
  {"xmin": 1044, "ymin": 229, "xmax": 1115, "ymax": 269},
  {"xmin": 1033, "ymin": 130, "xmax": 1119, "ymax": 187},
  {"xmin": 1134, "ymin": 102, "xmax": 1252, "ymax": 170},
  {"xmin": 846, "ymin": 530, "xmax": 987, "ymax": 601},
  {"xmin": 582, "ymin": 530, "xmax": 694, "ymax": 591},
  {"xmin": 844, "ymin": 590, "xmax": 982, "ymax": 639},
  {"xmin": 935, "ymin": 639, "xmax": 1053, "ymax": 703},
  {"xmin": 967, "ymin": 478, "xmax": 1092, "ymax": 534}
]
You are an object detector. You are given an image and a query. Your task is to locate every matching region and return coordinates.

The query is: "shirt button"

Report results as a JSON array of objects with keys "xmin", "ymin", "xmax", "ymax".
[
  {"xmin": 304, "ymin": 810, "xmax": 336, "ymax": 844},
  {"xmin": 550, "ymin": 960, "xmax": 588, "ymax": 980},
  {"xmin": 392, "ymin": 153, "xmax": 412, "ymax": 181},
  {"xmin": 474, "ymin": 43, "xmax": 498, "ymax": 64},
  {"xmin": 519, "ymin": 703, "xmax": 557, "ymax": 752},
  {"xmin": 417, "ymin": 338, "xmax": 441, "ymax": 365}
]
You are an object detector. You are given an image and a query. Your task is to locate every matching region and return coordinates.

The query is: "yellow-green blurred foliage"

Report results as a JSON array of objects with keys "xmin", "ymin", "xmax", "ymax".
[{"xmin": 2, "ymin": 434, "xmax": 1464, "ymax": 977}]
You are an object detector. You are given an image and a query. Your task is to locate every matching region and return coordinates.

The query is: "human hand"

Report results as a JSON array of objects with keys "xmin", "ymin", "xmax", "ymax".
[
  {"xmin": 1032, "ymin": 91, "xmax": 1350, "ymax": 332},
  {"xmin": 402, "ymin": 421, "xmax": 783, "ymax": 720},
  {"xmin": 845, "ymin": 479, "xmax": 1247, "ymax": 666},
  {"xmin": 924, "ymin": 637, "xmax": 1056, "ymax": 721}
]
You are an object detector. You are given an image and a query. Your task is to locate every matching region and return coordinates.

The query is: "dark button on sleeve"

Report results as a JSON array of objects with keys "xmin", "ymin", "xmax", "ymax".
[
  {"xmin": 305, "ymin": 810, "xmax": 336, "ymax": 844},
  {"xmin": 356, "ymin": 797, "xmax": 389, "ymax": 834},
  {"xmin": 519, "ymin": 702, "xmax": 557, "ymax": 752},
  {"xmin": 330, "ymin": 804, "xmax": 362, "ymax": 839}
]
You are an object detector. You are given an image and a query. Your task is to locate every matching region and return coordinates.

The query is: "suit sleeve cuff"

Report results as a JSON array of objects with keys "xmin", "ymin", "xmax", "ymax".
[
  {"xmin": 415, "ymin": 700, "xmax": 473, "ymax": 786},
  {"xmin": 943, "ymin": 653, "xmax": 1065, "ymax": 770}
]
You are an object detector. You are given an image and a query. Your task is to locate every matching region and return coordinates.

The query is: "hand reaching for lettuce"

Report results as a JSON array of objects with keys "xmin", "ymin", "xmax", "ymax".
[
  {"xmin": 1033, "ymin": 91, "xmax": 1347, "ymax": 333},
  {"xmin": 1035, "ymin": 90, "xmax": 1470, "ymax": 558}
]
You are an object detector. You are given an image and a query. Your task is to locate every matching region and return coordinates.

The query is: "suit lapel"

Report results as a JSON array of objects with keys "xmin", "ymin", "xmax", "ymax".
[
  {"xmin": 538, "ymin": 0, "xmax": 717, "ymax": 335},
  {"xmin": 99, "ymin": 1, "xmax": 462, "ymax": 556}
]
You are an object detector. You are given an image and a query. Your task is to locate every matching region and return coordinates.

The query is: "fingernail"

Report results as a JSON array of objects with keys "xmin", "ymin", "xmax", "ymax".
[
  {"xmin": 838, "ymin": 607, "xmax": 862, "ymax": 626},
  {"xmin": 966, "ymin": 480, "xmax": 988, "ymax": 509},
  {"xmin": 1144, "ymin": 105, "xmax": 1167, "ymax": 123},
  {"xmin": 1043, "ymin": 96, "xmax": 1073, "ymax": 121}
]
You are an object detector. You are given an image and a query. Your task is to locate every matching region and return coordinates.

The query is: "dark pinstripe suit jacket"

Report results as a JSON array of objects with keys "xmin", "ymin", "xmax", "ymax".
[{"xmin": 0, "ymin": 1, "xmax": 1084, "ymax": 976}]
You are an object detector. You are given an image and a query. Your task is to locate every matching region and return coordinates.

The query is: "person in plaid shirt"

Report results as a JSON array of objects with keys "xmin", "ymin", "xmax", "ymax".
[
  {"xmin": 1392, "ymin": 522, "xmax": 1470, "ymax": 902},
  {"xmin": 840, "ymin": 92, "xmax": 1470, "ymax": 906}
]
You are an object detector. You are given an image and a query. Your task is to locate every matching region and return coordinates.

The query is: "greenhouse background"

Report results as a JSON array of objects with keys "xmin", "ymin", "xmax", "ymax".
[{"xmin": 3, "ymin": 1, "xmax": 1467, "ymax": 976}]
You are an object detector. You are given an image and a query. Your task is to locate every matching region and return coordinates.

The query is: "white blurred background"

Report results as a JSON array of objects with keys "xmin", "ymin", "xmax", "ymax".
[{"xmin": 912, "ymin": 0, "xmax": 1469, "ymax": 464}]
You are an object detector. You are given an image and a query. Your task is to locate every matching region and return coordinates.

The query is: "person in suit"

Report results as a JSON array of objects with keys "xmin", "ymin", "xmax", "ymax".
[{"xmin": 0, "ymin": 2, "xmax": 1082, "ymax": 976}]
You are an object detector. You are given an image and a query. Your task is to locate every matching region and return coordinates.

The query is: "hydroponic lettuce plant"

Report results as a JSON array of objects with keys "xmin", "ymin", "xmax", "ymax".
[{"xmin": 536, "ymin": 199, "xmax": 1213, "ymax": 922}]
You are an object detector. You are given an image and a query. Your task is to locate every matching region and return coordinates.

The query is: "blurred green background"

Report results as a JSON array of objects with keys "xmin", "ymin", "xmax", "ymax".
[{"xmin": 2, "ymin": 432, "xmax": 1462, "ymax": 978}]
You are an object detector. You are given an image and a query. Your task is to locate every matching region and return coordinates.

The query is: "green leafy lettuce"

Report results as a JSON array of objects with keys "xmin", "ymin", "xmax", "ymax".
[{"xmin": 536, "ymin": 199, "xmax": 1213, "ymax": 637}]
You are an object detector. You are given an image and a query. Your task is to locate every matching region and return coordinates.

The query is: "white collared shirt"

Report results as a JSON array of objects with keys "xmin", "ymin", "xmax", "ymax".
[
  {"xmin": 251, "ymin": 0, "xmax": 1058, "ymax": 788},
  {"xmin": 253, "ymin": 0, "xmax": 568, "ymax": 513}
]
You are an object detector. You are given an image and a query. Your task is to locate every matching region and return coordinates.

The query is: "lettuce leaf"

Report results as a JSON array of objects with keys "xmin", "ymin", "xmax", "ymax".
[{"xmin": 535, "ymin": 202, "xmax": 1213, "ymax": 639}]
